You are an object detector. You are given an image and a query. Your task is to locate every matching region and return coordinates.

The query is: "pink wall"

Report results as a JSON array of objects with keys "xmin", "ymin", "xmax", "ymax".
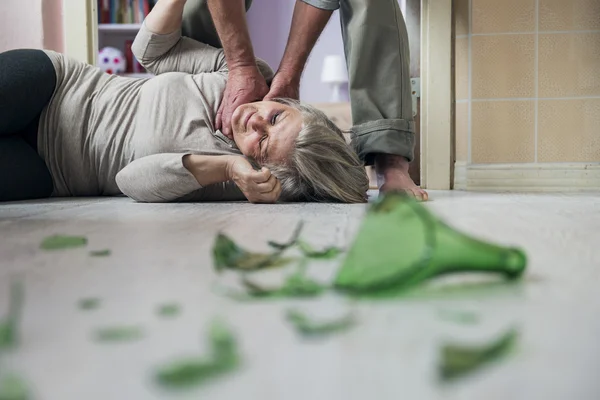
[
  {"xmin": 43, "ymin": 0, "xmax": 64, "ymax": 52},
  {"xmin": 0, "ymin": 0, "xmax": 63, "ymax": 53}
]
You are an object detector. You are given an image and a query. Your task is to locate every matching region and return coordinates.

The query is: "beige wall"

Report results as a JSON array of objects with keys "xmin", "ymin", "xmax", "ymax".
[
  {"xmin": 454, "ymin": 0, "xmax": 600, "ymax": 164},
  {"xmin": 0, "ymin": 0, "xmax": 63, "ymax": 53},
  {"xmin": 43, "ymin": 0, "xmax": 64, "ymax": 52}
]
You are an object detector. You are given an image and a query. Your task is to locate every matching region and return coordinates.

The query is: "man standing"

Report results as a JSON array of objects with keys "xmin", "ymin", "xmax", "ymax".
[{"xmin": 181, "ymin": 0, "xmax": 427, "ymax": 200}]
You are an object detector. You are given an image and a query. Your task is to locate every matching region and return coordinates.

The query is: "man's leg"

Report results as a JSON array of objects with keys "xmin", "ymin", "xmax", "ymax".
[
  {"xmin": 181, "ymin": 0, "xmax": 253, "ymax": 47},
  {"xmin": 337, "ymin": 0, "xmax": 427, "ymax": 199}
]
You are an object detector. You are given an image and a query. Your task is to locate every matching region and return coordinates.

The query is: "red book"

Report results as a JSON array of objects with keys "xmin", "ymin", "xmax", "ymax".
[
  {"xmin": 99, "ymin": 0, "xmax": 110, "ymax": 24},
  {"xmin": 143, "ymin": 0, "xmax": 150, "ymax": 17},
  {"xmin": 132, "ymin": 56, "xmax": 146, "ymax": 74},
  {"xmin": 124, "ymin": 40, "xmax": 134, "ymax": 73}
]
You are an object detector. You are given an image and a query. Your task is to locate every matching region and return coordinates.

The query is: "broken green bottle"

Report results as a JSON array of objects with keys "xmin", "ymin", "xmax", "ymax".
[{"xmin": 335, "ymin": 193, "xmax": 527, "ymax": 293}]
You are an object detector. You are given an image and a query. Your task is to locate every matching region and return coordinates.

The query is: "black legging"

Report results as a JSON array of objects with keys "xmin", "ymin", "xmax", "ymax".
[{"xmin": 0, "ymin": 49, "xmax": 56, "ymax": 202}]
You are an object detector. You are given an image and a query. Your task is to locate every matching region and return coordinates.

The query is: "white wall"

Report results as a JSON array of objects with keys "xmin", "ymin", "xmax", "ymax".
[
  {"xmin": 0, "ymin": 0, "xmax": 44, "ymax": 51},
  {"xmin": 0, "ymin": 0, "xmax": 63, "ymax": 53},
  {"xmin": 248, "ymin": 1, "xmax": 407, "ymax": 103}
]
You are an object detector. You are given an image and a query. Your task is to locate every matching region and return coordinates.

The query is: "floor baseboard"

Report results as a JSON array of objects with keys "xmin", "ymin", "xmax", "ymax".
[{"xmin": 453, "ymin": 162, "xmax": 600, "ymax": 192}]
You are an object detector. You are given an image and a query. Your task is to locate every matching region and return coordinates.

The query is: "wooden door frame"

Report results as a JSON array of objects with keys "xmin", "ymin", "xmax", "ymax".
[
  {"xmin": 420, "ymin": 0, "xmax": 452, "ymax": 189},
  {"xmin": 62, "ymin": 0, "xmax": 98, "ymax": 65},
  {"xmin": 405, "ymin": 0, "xmax": 421, "ymax": 185}
]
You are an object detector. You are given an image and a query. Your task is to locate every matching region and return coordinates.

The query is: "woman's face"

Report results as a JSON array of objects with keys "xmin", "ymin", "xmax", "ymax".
[{"xmin": 231, "ymin": 101, "xmax": 303, "ymax": 165}]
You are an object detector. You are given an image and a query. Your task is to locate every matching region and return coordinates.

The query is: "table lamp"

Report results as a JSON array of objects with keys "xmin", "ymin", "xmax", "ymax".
[{"xmin": 321, "ymin": 55, "xmax": 348, "ymax": 102}]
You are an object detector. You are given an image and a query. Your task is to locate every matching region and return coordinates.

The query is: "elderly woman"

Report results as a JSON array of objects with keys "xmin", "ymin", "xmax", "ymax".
[{"xmin": 0, "ymin": 0, "xmax": 368, "ymax": 204}]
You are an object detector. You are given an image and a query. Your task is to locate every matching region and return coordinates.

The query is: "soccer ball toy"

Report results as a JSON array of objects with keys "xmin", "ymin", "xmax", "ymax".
[{"xmin": 97, "ymin": 47, "xmax": 126, "ymax": 75}]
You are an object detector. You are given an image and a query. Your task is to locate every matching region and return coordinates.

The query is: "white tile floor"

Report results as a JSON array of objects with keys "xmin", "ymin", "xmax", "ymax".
[{"xmin": 0, "ymin": 191, "xmax": 599, "ymax": 400}]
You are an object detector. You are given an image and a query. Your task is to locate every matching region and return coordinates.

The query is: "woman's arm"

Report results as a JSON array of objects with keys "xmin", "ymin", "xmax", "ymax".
[
  {"xmin": 132, "ymin": 0, "xmax": 227, "ymax": 75},
  {"xmin": 116, "ymin": 153, "xmax": 280, "ymax": 203},
  {"xmin": 144, "ymin": 0, "xmax": 186, "ymax": 34},
  {"xmin": 116, "ymin": 153, "xmax": 232, "ymax": 202}
]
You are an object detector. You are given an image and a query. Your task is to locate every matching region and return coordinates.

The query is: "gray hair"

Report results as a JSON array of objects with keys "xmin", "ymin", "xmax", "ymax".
[{"xmin": 265, "ymin": 98, "xmax": 369, "ymax": 203}]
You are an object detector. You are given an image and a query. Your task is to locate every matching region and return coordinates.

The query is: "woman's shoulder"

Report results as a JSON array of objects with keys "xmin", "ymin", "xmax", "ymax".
[{"xmin": 256, "ymin": 58, "xmax": 274, "ymax": 83}]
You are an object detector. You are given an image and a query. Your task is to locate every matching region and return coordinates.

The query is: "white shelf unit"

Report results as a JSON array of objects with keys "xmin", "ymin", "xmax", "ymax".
[
  {"xmin": 97, "ymin": 23, "xmax": 153, "ymax": 78},
  {"xmin": 98, "ymin": 23, "xmax": 142, "ymax": 32},
  {"xmin": 97, "ymin": 24, "xmax": 140, "ymax": 53}
]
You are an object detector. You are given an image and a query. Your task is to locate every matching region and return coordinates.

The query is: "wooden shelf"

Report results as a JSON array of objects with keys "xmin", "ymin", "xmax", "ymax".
[{"xmin": 99, "ymin": 24, "xmax": 142, "ymax": 32}]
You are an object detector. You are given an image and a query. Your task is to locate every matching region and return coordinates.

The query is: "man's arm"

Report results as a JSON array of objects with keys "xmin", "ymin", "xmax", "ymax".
[
  {"xmin": 265, "ymin": 1, "xmax": 333, "ymax": 100},
  {"xmin": 208, "ymin": 0, "xmax": 269, "ymax": 137}
]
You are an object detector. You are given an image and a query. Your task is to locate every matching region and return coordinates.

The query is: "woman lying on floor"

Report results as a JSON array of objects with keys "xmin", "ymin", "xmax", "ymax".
[{"xmin": 0, "ymin": 0, "xmax": 368, "ymax": 204}]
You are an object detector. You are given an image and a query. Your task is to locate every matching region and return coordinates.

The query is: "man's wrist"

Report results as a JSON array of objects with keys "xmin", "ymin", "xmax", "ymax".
[
  {"xmin": 275, "ymin": 66, "xmax": 302, "ymax": 86},
  {"xmin": 228, "ymin": 62, "xmax": 259, "ymax": 73}
]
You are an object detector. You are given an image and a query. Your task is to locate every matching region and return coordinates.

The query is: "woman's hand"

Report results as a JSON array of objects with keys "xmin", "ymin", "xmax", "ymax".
[{"xmin": 226, "ymin": 157, "xmax": 281, "ymax": 203}]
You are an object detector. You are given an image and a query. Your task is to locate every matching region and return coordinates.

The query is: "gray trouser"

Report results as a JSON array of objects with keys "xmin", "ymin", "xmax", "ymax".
[{"xmin": 182, "ymin": 0, "xmax": 414, "ymax": 164}]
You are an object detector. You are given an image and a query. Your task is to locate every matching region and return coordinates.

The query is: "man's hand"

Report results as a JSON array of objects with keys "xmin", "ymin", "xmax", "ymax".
[
  {"xmin": 265, "ymin": 1, "xmax": 332, "ymax": 102},
  {"xmin": 264, "ymin": 72, "xmax": 300, "ymax": 101},
  {"xmin": 216, "ymin": 66, "xmax": 269, "ymax": 139},
  {"xmin": 226, "ymin": 156, "xmax": 281, "ymax": 203}
]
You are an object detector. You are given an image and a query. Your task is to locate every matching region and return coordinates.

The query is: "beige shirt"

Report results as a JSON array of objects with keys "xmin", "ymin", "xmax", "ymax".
[{"xmin": 39, "ymin": 23, "xmax": 271, "ymax": 202}]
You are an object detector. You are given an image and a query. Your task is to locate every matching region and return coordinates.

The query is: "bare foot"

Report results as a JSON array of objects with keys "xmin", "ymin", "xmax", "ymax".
[{"xmin": 375, "ymin": 154, "xmax": 429, "ymax": 201}]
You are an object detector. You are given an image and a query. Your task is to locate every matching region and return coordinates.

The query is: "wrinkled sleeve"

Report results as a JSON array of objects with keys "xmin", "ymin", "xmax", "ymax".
[
  {"xmin": 116, "ymin": 153, "xmax": 245, "ymax": 203},
  {"xmin": 132, "ymin": 21, "xmax": 227, "ymax": 75}
]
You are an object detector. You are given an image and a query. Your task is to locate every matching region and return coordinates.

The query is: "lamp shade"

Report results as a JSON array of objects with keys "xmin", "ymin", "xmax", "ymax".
[{"xmin": 321, "ymin": 55, "xmax": 348, "ymax": 84}]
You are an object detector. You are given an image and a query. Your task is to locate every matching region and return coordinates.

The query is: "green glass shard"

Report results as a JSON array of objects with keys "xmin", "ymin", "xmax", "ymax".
[
  {"xmin": 40, "ymin": 235, "xmax": 87, "ymax": 250},
  {"xmin": 285, "ymin": 309, "xmax": 355, "ymax": 337},
  {"xmin": 335, "ymin": 193, "xmax": 527, "ymax": 293},
  {"xmin": 93, "ymin": 326, "xmax": 144, "ymax": 342},
  {"xmin": 352, "ymin": 279, "xmax": 522, "ymax": 301},
  {"xmin": 90, "ymin": 249, "xmax": 111, "ymax": 257},
  {"xmin": 267, "ymin": 221, "xmax": 304, "ymax": 250},
  {"xmin": 439, "ymin": 328, "xmax": 518, "ymax": 381},
  {"xmin": 280, "ymin": 273, "xmax": 326, "ymax": 297},
  {"xmin": 266, "ymin": 222, "xmax": 342, "ymax": 259},
  {"xmin": 297, "ymin": 240, "xmax": 343, "ymax": 259},
  {"xmin": 155, "ymin": 319, "xmax": 239, "ymax": 388},
  {"xmin": 0, "ymin": 325, "xmax": 12, "ymax": 348},
  {"xmin": 240, "ymin": 265, "xmax": 327, "ymax": 299},
  {"xmin": 156, "ymin": 303, "xmax": 181, "ymax": 318},
  {"xmin": 207, "ymin": 319, "xmax": 238, "ymax": 364},
  {"xmin": 213, "ymin": 233, "xmax": 293, "ymax": 272},
  {"xmin": 155, "ymin": 357, "xmax": 224, "ymax": 387},
  {"xmin": 78, "ymin": 298, "xmax": 101, "ymax": 311},
  {"xmin": 0, "ymin": 281, "xmax": 24, "ymax": 349},
  {"xmin": 0, "ymin": 374, "xmax": 28, "ymax": 400}
]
